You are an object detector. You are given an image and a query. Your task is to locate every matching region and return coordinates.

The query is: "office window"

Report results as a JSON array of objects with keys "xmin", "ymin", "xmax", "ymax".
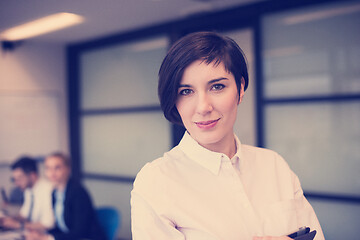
[
  {"xmin": 308, "ymin": 199, "xmax": 360, "ymax": 239},
  {"xmin": 81, "ymin": 112, "xmax": 170, "ymax": 177},
  {"xmin": 263, "ymin": 2, "xmax": 360, "ymax": 98},
  {"xmin": 80, "ymin": 37, "xmax": 167, "ymax": 109},
  {"xmin": 79, "ymin": 36, "xmax": 170, "ymax": 176},
  {"xmin": 265, "ymin": 102, "xmax": 360, "ymax": 194},
  {"xmin": 78, "ymin": 35, "xmax": 169, "ymax": 238},
  {"xmin": 262, "ymin": 2, "xmax": 360, "ymax": 239}
]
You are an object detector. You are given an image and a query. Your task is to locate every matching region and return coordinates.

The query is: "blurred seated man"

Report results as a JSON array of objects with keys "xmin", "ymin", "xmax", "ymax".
[{"xmin": 0, "ymin": 156, "xmax": 54, "ymax": 231}]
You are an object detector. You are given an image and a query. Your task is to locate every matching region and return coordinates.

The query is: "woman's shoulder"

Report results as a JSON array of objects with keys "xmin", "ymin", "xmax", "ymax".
[
  {"xmin": 241, "ymin": 144, "xmax": 290, "ymax": 168},
  {"xmin": 66, "ymin": 179, "xmax": 89, "ymax": 196},
  {"xmin": 141, "ymin": 144, "xmax": 183, "ymax": 168},
  {"xmin": 241, "ymin": 144, "xmax": 280, "ymax": 157},
  {"xmin": 241, "ymin": 145, "xmax": 297, "ymax": 183},
  {"xmin": 134, "ymin": 146, "xmax": 182, "ymax": 186}
]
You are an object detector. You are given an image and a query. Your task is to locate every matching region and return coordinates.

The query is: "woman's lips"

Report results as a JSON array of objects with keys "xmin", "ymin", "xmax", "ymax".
[{"xmin": 195, "ymin": 119, "xmax": 220, "ymax": 129}]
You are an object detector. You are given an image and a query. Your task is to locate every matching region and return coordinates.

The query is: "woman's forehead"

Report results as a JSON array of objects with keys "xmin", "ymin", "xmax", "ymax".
[{"xmin": 180, "ymin": 60, "xmax": 233, "ymax": 84}]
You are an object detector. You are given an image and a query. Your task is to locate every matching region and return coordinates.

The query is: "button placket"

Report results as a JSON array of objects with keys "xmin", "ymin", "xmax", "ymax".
[{"xmin": 219, "ymin": 155, "xmax": 262, "ymax": 236}]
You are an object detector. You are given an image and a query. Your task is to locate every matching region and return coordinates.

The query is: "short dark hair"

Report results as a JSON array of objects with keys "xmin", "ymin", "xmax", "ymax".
[
  {"xmin": 11, "ymin": 156, "xmax": 38, "ymax": 175},
  {"xmin": 158, "ymin": 31, "xmax": 249, "ymax": 125}
]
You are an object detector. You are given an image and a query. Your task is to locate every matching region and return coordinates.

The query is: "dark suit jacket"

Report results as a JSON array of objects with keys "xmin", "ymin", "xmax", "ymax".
[{"xmin": 49, "ymin": 179, "xmax": 106, "ymax": 240}]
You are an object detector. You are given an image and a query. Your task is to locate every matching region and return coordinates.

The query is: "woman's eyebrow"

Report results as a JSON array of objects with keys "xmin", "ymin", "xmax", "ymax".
[
  {"xmin": 208, "ymin": 77, "xmax": 228, "ymax": 84},
  {"xmin": 178, "ymin": 84, "xmax": 192, "ymax": 88},
  {"xmin": 178, "ymin": 77, "xmax": 228, "ymax": 88}
]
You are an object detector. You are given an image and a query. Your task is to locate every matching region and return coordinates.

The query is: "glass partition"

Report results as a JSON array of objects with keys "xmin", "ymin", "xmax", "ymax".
[
  {"xmin": 81, "ymin": 112, "xmax": 170, "ymax": 176},
  {"xmin": 78, "ymin": 35, "xmax": 169, "ymax": 239},
  {"xmin": 79, "ymin": 35, "xmax": 170, "ymax": 178},
  {"xmin": 265, "ymin": 102, "xmax": 360, "ymax": 195},
  {"xmin": 263, "ymin": 1, "xmax": 360, "ymax": 98},
  {"xmin": 262, "ymin": 2, "xmax": 360, "ymax": 239},
  {"xmin": 81, "ymin": 37, "xmax": 168, "ymax": 109}
]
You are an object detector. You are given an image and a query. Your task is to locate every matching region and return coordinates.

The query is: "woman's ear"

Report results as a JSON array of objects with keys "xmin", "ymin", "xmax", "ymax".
[{"xmin": 238, "ymin": 77, "xmax": 245, "ymax": 104}]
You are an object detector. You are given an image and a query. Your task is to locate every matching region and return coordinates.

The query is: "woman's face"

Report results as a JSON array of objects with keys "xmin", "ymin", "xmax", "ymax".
[
  {"xmin": 44, "ymin": 156, "xmax": 70, "ymax": 188},
  {"xmin": 176, "ymin": 60, "xmax": 244, "ymax": 152}
]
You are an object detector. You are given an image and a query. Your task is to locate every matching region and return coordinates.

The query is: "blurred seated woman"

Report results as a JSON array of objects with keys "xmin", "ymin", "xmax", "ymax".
[{"xmin": 26, "ymin": 152, "xmax": 106, "ymax": 240}]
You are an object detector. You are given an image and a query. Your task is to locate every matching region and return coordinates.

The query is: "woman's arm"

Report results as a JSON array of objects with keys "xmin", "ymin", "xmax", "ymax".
[
  {"xmin": 131, "ymin": 190, "xmax": 185, "ymax": 240},
  {"xmin": 131, "ymin": 163, "xmax": 185, "ymax": 240}
]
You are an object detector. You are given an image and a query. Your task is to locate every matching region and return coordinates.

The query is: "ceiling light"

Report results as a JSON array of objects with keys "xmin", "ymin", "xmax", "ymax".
[
  {"xmin": 282, "ymin": 3, "xmax": 360, "ymax": 25},
  {"xmin": 129, "ymin": 38, "xmax": 168, "ymax": 52},
  {"xmin": 0, "ymin": 12, "xmax": 84, "ymax": 41}
]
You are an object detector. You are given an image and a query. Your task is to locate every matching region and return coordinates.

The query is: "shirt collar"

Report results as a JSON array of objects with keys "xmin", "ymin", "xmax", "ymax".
[
  {"xmin": 30, "ymin": 178, "xmax": 41, "ymax": 192},
  {"xmin": 232, "ymin": 135, "xmax": 243, "ymax": 166},
  {"xmin": 55, "ymin": 185, "xmax": 67, "ymax": 197},
  {"xmin": 178, "ymin": 132, "xmax": 243, "ymax": 175}
]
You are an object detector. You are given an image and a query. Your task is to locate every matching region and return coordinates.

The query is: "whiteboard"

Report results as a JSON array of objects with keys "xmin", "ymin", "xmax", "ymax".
[{"xmin": 0, "ymin": 92, "xmax": 62, "ymax": 163}]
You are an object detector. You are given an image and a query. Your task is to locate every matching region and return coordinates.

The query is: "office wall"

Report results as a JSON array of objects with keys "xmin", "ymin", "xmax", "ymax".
[{"xmin": 0, "ymin": 41, "xmax": 68, "ymax": 193}]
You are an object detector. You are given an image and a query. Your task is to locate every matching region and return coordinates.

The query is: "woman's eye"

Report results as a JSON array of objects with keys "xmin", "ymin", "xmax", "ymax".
[
  {"xmin": 179, "ymin": 89, "xmax": 193, "ymax": 96},
  {"xmin": 211, "ymin": 84, "xmax": 225, "ymax": 91}
]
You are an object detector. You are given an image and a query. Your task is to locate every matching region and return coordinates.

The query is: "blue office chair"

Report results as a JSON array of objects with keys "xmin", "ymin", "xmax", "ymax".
[{"xmin": 96, "ymin": 207, "xmax": 120, "ymax": 240}]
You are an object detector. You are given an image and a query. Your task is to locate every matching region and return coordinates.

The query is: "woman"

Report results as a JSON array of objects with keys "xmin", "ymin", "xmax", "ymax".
[
  {"xmin": 131, "ymin": 32, "xmax": 325, "ymax": 240},
  {"xmin": 26, "ymin": 152, "xmax": 106, "ymax": 240}
]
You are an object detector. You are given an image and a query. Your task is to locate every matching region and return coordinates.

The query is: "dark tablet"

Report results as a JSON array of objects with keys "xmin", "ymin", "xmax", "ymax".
[
  {"xmin": 288, "ymin": 227, "xmax": 316, "ymax": 240},
  {"xmin": 293, "ymin": 230, "xmax": 316, "ymax": 240}
]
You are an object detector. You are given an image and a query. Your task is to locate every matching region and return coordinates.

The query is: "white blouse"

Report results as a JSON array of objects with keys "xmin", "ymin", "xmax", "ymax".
[
  {"xmin": 20, "ymin": 178, "xmax": 54, "ymax": 228},
  {"xmin": 131, "ymin": 132, "xmax": 324, "ymax": 240}
]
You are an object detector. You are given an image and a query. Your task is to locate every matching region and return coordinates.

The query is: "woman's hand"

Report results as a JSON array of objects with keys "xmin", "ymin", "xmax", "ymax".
[
  {"xmin": 253, "ymin": 236, "xmax": 292, "ymax": 240},
  {"xmin": 25, "ymin": 229, "xmax": 50, "ymax": 240},
  {"xmin": 25, "ymin": 222, "xmax": 47, "ymax": 232},
  {"xmin": 0, "ymin": 217, "xmax": 21, "ymax": 229}
]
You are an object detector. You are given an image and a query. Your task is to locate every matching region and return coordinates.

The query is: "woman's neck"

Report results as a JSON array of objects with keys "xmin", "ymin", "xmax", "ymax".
[
  {"xmin": 201, "ymin": 134, "xmax": 237, "ymax": 159},
  {"xmin": 55, "ymin": 180, "xmax": 67, "ymax": 192}
]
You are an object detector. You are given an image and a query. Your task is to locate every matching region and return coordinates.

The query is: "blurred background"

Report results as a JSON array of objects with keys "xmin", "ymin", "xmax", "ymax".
[{"xmin": 0, "ymin": 0, "xmax": 359, "ymax": 239}]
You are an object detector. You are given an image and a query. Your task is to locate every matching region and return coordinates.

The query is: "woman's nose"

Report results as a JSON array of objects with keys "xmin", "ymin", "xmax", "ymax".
[{"xmin": 196, "ymin": 93, "xmax": 213, "ymax": 115}]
